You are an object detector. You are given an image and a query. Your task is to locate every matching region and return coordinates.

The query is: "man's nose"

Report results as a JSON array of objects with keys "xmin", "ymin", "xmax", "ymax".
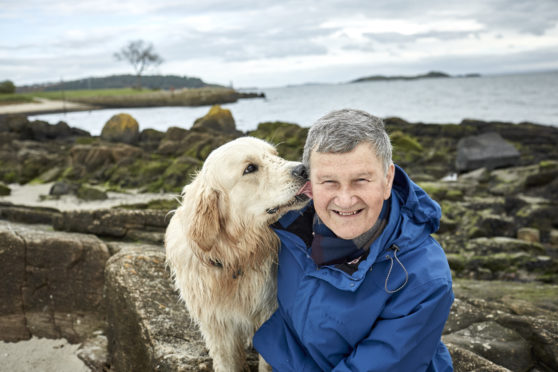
[
  {"xmin": 335, "ymin": 186, "xmax": 357, "ymax": 208},
  {"xmin": 291, "ymin": 164, "xmax": 309, "ymax": 180}
]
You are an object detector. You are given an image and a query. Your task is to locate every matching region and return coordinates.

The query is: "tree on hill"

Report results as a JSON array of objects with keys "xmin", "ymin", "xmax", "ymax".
[
  {"xmin": 0, "ymin": 80, "xmax": 16, "ymax": 94},
  {"xmin": 114, "ymin": 40, "xmax": 163, "ymax": 89}
]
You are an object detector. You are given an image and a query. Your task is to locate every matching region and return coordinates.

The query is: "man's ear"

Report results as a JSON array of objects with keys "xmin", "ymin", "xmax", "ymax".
[
  {"xmin": 384, "ymin": 163, "xmax": 395, "ymax": 200},
  {"xmin": 188, "ymin": 186, "xmax": 221, "ymax": 251}
]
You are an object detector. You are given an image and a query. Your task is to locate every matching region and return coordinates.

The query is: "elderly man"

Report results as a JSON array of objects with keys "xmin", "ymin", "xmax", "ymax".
[{"xmin": 254, "ymin": 109, "xmax": 454, "ymax": 371}]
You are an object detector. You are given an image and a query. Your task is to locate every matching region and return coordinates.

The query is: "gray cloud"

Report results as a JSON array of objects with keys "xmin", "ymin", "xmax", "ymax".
[{"xmin": 2, "ymin": 0, "xmax": 557, "ymax": 86}]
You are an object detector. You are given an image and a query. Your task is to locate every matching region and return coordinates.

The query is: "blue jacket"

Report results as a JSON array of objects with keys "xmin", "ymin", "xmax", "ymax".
[{"xmin": 254, "ymin": 165, "xmax": 454, "ymax": 371}]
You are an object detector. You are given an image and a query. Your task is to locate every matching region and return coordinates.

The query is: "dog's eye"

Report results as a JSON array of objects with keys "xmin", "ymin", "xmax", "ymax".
[{"xmin": 243, "ymin": 163, "xmax": 258, "ymax": 175}]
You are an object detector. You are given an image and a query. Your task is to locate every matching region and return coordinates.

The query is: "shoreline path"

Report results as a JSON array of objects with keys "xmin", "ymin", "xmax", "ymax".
[{"xmin": 0, "ymin": 98, "xmax": 95, "ymax": 115}]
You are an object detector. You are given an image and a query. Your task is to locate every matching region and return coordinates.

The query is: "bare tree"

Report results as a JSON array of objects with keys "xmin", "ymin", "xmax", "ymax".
[{"xmin": 114, "ymin": 40, "xmax": 163, "ymax": 89}]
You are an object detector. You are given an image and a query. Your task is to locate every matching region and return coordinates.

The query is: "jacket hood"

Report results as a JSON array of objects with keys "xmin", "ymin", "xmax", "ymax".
[
  {"xmin": 367, "ymin": 165, "xmax": 441, "ymax": 262},
  {"xmin": 390, "ymin": 165, "xmax": 441, "ymax": 243}
]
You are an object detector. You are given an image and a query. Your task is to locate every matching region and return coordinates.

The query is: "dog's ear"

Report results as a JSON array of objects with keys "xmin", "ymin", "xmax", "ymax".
[{"xmin": 188, "ymin": 186, "xmax": 221, "ymax": 251}]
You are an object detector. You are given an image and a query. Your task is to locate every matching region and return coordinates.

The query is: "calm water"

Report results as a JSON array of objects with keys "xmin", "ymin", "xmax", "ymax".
[{"xmin": 30, "ymin": 71, "xmax": 558, "ymax": 136}]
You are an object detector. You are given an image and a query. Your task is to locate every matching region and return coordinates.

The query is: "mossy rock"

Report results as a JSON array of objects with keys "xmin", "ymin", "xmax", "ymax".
[
  {"xmin": 158, "ymin": 156, "xmax": 201, "ymax": 192},
  {"xmin": 0, "ymin": 182, "xmax": 10, "ymax": 196},
  {"xmin": 465, "ymin": 237, "xmax": 545, "ymax": 255},
  {"xmin": 248, "ymin": 121, "xmax": 308, "ymax": 161},
  {"xmin": 77, "ymin": 185, "xmax": 108, "ymax": 201},
  {"xmin": 20, "ymin": 157, "xmax": 51, "ymax": 184},
  {"xmin": 161, "ymin": 127, "xmax": 189, "ymax": 142},
  {"xmin": 446, "ymin": 253, "xmax": 467, "ymax": 273},
  {"xmin": 464, "ymin": 210, "xmax": 515, "ymax": 239},
  {"xmin": 191, "ymin": 105, "xmax": 237, "ymax": 134},
  {"xmin": 106, "ymin": 156, "xmax": 171, "ymax": 190},
  {"xmin": 101, "ymin": 113, "xmax": 140, "ymax": 145},
  {"xmin": 114, "ymin": 198, "xmax": 179, "ymax": 211},
  {"xmin": 390, "ymin": 130, "xmax": 423, "ymax": 152},
  {"xmin": 418, "ymin": 182, "xmax": 464, "ymax": 202}
]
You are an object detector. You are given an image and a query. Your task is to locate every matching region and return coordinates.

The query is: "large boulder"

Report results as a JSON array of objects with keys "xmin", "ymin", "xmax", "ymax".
[
  {"xmin": 456, "ymin": 132, "xmax": 520, "ymax": 173},
  {"xmin": 101, "ymin": 113, "xmax": 140, "ymax": 145},
  {"xmin": 104, "ymin": 244, "xmax": 217, "ymax": 371},
  {"xmin": 0, "ymin": 223, "xmax": 109, "ymax": 342},
  {"xmin": 69, "ymin": 143, "xmax": 143, "ymax": 174},
  {"xmin": 191, "ymin": 105, "xmax": 237, "ymax": 134},
  {"xmin": 447, "ymin": 280, "xmax": 558, "ymax": 371}
]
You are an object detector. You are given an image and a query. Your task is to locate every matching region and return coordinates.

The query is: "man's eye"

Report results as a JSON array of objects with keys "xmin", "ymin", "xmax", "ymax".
[{"xmin": 243, "ymin": 164, "xmax": 258, "ymax": 175}]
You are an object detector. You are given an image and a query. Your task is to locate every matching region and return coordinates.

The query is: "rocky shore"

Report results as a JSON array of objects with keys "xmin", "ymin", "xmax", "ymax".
[{"xmin": 1, "ymin": 108, "xmax": 557, "ymax": 371}]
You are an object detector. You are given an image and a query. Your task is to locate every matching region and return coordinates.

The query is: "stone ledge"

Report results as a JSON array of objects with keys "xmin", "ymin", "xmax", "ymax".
[{"xmin": 104, "ymin": 243, "xmax": 260, "ymax": 372}]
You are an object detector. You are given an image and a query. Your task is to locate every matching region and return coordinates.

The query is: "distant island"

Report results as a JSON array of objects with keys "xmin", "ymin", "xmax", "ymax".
[
  {"xmin": 17, "ymin": 74, "xmax": 223, "ymax": 93},
  {"xmin": 350, "ymin": 71, "xmax": 481, "ymax": 83}
]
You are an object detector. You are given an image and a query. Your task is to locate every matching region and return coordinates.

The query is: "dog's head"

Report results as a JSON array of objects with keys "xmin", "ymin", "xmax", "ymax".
[{"xmin": 182, "ymin": 137, "xmax": 310, "ymax": 253}]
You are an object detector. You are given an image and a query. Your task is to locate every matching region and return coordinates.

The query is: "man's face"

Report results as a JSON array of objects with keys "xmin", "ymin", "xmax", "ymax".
[{"xmin": 309, "ymin": 142, "xmax": 394, "ymax": 240}]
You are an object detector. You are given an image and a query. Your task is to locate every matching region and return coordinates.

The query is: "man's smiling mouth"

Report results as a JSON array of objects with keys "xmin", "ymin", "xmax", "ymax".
[{"xmin": 333, "ymin": 209, "xmax": 363, "ymax": 216}]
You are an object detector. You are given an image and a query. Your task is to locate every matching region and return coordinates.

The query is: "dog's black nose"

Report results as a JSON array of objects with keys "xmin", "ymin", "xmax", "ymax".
[{"xmin": 292, "ymin": 164, "xmax": 309, "ymax": 180}]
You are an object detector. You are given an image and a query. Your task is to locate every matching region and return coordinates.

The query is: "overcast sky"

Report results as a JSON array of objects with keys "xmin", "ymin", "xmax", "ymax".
[{"xmin": 1, "ymin": 0, "xmax": 558, "ymax": 88}]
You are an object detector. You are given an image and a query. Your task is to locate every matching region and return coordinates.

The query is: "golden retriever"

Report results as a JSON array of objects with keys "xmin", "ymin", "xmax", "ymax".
[{"xmin": 165, "ymin": 137, "xmax": 310, "ymax": 372}]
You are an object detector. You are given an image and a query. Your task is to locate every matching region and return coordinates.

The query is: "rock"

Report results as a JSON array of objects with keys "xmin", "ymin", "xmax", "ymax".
[
  {"xmin": 448, "ymin": 279, "xmax": 558, "ymax": 371},
  {"xmin": 104, "ymin": 244, "xmax": 214, "ymax": 371},
  {"xmin": 517, "ymin": 227, "xmax": 541, "ymax": 243},
  {"xmin": 77, "ymin": 330, "xmax": 109, "ymax": 371},
  {"xmin": 139, "ymin": 128, "xmax": 165, "ymax": 151},
  {"xmin": 157, "ymin": 128, "xmax": 236, "ymax": 162},
  {"xmin": 0, "ymin": 203, "xmax": 62, "ymax": 225},
  {"xmin": 50, "ymin": 181, "xmax": 78, "ymax": 196},
  {"xmin": 53, "ymin": 208, "xmax": 168, "ymax": 238},
  {"xmin": 456, "ymin": 132, "xmax": 520, "ymax": 172},
  {"xmin": 0, "ymin": 114, "xmax": 90, "ymax": 140},
  {"xmin": 0, "ymin": 224, "xmax": 109, "ymax": 342},
  {"xmin": 444, "ymin": 321, "xmax": 532, "ymax": 371},
  {"xmin": 390, "ymin": 130, "xmax": 424, "ymax": 164},
  {"xmin": 0, "ymin": 182, "xmax": 10, "ymax": 196},
  {"xmin": 35, "ymin": 166, "xmax": 63, "ymax": 183},
  {"xmin": 192, "ymin": 105, "xmax": 237, "ymax": 134},
  {"xmin": 101, "ymin": 113, "xmax": 140, "ymax": 145},
  {"xmin": 69, "ymin": 143, "xmax": 143, "ymax": 174},
  {"xmin": 445, "ymin": 343, "xmax": 512, "ymax": 372},
  {"xmin": 459, "ymin": 167, "xmax": 490, "ymax": 183},
  {"xmin": 248, "ymin": 121, "xmax": 309, "ymax": 161},
  {"xmin": 76, "ymin": 185, "xmax": 108, "ymax": 201}
]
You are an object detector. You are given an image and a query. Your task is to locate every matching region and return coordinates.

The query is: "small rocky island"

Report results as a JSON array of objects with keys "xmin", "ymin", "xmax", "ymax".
[{"xmin": 0, "ymin": 107, "xmax": 557, "ymax": 371}]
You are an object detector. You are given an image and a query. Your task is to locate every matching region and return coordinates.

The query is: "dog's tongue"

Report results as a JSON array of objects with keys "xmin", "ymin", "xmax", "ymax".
[{"xmin": 296, "ymin": 181, "xmax": 313, "ymax": 198}]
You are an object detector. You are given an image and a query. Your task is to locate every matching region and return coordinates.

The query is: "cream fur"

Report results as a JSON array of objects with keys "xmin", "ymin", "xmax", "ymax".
[{"xmin": 165, "ymin": 137, "xmax": 309, "ymax": 372}]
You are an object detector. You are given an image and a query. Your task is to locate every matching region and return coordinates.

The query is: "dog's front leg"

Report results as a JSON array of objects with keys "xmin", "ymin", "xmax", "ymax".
[{"xmin": 199, "ymin": 321, "xmax": 248, "ymax": 372}]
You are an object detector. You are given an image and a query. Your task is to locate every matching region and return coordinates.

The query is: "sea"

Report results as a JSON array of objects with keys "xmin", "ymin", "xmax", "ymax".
[{"xmin": 30, "ymin": 71, "xmax": 558, "ymax": 136}]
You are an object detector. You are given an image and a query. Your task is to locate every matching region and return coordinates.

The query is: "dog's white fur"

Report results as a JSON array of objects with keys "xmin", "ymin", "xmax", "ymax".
[{"xmin": 165, "ymin": 137, "xmax": 308, "ymax": 372}]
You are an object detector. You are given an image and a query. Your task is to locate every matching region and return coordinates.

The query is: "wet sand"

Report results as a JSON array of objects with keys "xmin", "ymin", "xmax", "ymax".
[
  {"xmin": 0, "ymin": 182, "xmax": 177, "ymax": 211},
  {"xmin": 0, "ymin": 337, "xmax": 89, "ymax": 372}
]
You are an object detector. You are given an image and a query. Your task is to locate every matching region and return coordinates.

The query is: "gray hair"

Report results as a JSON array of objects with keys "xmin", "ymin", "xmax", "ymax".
[{"xmin": 302, "ymin": 109, "xmax": 393, "ymax": 174}]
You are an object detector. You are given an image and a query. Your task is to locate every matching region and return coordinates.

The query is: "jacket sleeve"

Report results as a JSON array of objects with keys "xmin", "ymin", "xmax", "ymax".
[
  {"xmin": 332, "ymin": 278, "xmax": 454, "ymax": 372},
  {"xmin": 254, "ymin": 310, "xmax": 322, "ymax": 372}
]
